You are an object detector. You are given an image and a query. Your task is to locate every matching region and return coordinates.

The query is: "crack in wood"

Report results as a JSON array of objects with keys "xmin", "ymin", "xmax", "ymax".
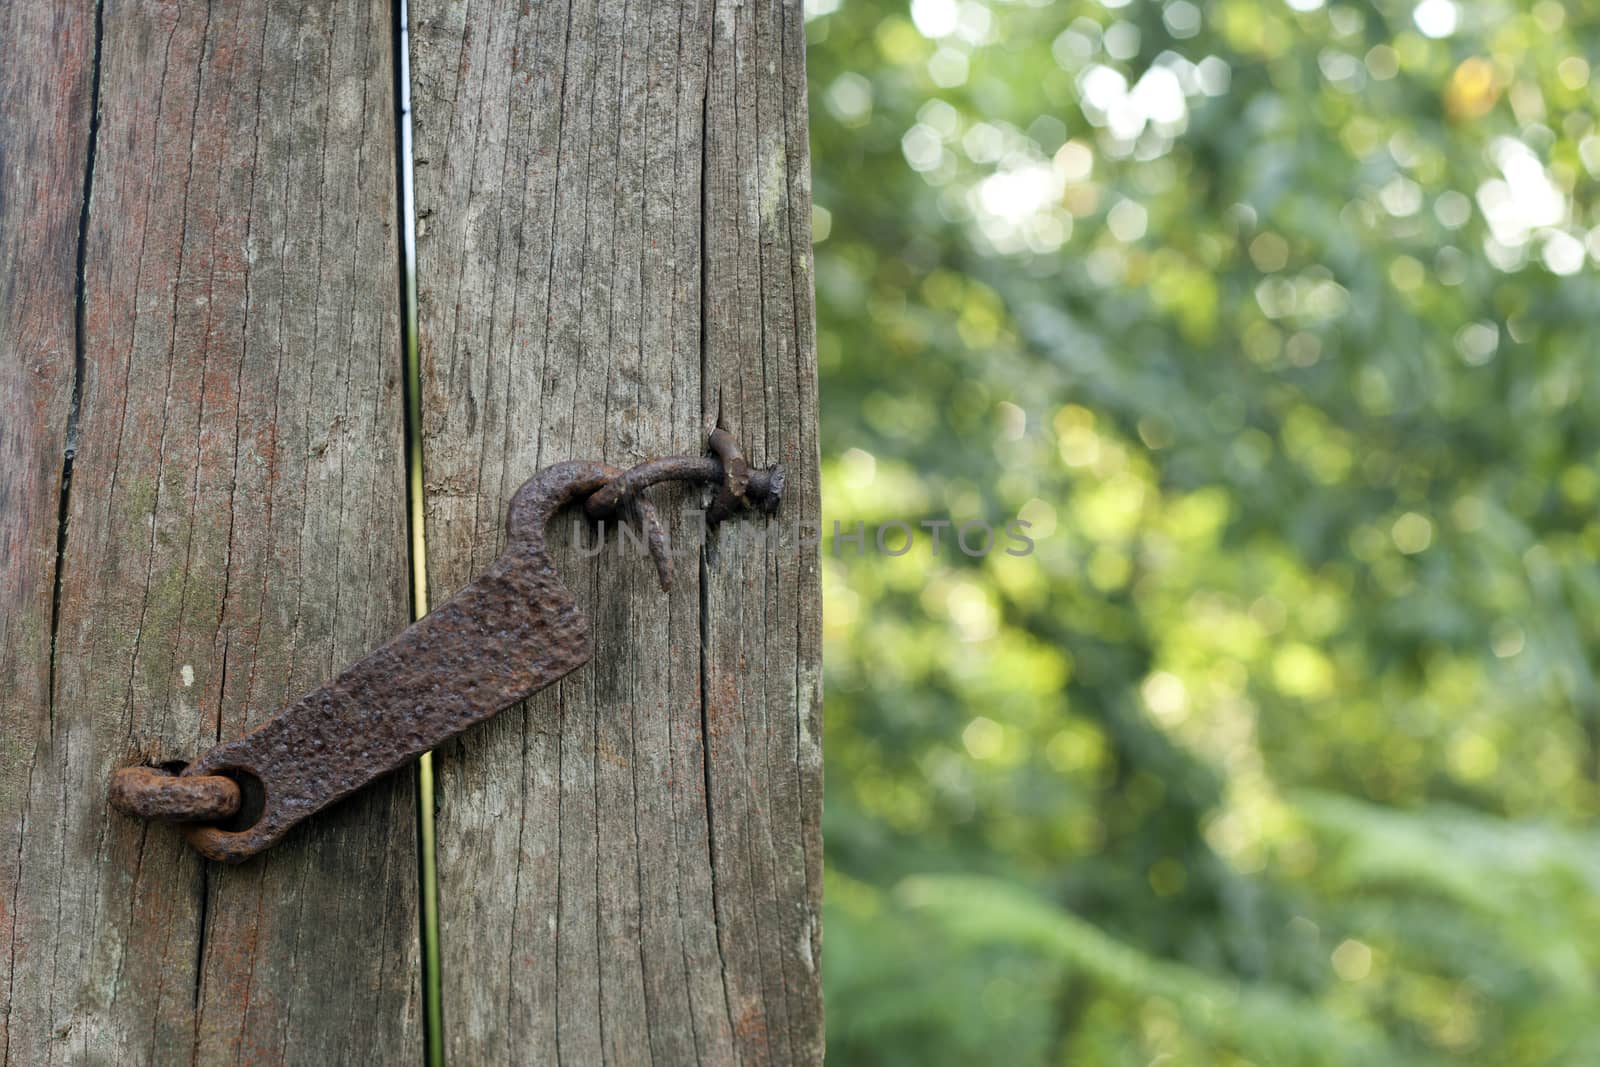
[{"xmin": 50, "ymin": 0, "xmax": 104, "ymax": 756}]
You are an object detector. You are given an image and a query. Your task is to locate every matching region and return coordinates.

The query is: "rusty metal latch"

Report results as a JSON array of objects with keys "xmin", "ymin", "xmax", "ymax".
[{"xmin": 108, "ymin": 431, "xmax": 782, "ymax": 863}]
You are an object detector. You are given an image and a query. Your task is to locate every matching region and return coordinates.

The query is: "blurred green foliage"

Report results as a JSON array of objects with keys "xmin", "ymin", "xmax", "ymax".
[{"xmin": 806, "ymin": 0, "xmax": 1600, "ymax": 1062}]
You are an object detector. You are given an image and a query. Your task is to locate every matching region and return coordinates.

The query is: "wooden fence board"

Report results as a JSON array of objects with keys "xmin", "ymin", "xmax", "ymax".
[
  {"xmin": 409, "ymin": 0, "xmax": 823, "ymax": 1060},
  {"xmin": 1, "ymin": 0, "xmax": 420, "ymax": 1061}
]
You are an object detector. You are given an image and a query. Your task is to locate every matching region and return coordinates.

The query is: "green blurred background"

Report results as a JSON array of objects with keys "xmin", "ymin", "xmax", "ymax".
[{"xmin": 805, "ymin": 0, "xmax": 1600, "ymax": 1062}]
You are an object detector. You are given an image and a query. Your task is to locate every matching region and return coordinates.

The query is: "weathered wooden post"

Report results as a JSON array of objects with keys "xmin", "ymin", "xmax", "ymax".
[
  {"xmin": 1, "ymin": 0, "xmax": 420, "ymax": 1062},
  {"xmin": 2, "ymin": 0, "xmax": 820, "ymax": 1059},
  {"xmin": 408, "ymin": 0, "xmax": 823, "ymax": 1059}
]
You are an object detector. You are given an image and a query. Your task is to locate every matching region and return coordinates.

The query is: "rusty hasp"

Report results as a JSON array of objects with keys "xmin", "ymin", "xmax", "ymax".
[{"xmin": 107, "ymin": 434, "xmax": 783, "ymax": 862}]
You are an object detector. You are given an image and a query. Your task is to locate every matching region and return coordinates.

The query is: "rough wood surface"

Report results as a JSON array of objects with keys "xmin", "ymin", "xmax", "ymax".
[
  {"xmin": 409, "ymin": 0, "xmax": 823, "ymax": 1059},
  {"xmin": 1, "ymin": 0, "xmax": 420, "ymax": 1062}
]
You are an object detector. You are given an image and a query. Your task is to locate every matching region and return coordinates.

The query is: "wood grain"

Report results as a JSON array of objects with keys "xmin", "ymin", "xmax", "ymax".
[
  {"xmin": 0, "ymin": 0, "xmax": 95, "ymax": 1054},
  {"xmin": 1, "ymin": 0, "xmax": 420, "ymax": 1061},
  {"xmin": 409, "ymin": 0, "xmax": 823, "ymax": 1059}
]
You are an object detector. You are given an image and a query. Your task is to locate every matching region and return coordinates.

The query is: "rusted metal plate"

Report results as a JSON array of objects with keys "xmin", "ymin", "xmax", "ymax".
[
  {"xmin": 108, "ymin": 438, "xmax": 784, "ymax": 863},
  {"xmin": 179, "ymin": 460, "xmax": 611, "ymax": 862}
]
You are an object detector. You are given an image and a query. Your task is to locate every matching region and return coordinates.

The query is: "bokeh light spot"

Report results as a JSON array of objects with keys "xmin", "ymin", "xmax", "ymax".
[{"xmin": 1331, "ymin": 939, "xmax": 1373, "ymax": 981}]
